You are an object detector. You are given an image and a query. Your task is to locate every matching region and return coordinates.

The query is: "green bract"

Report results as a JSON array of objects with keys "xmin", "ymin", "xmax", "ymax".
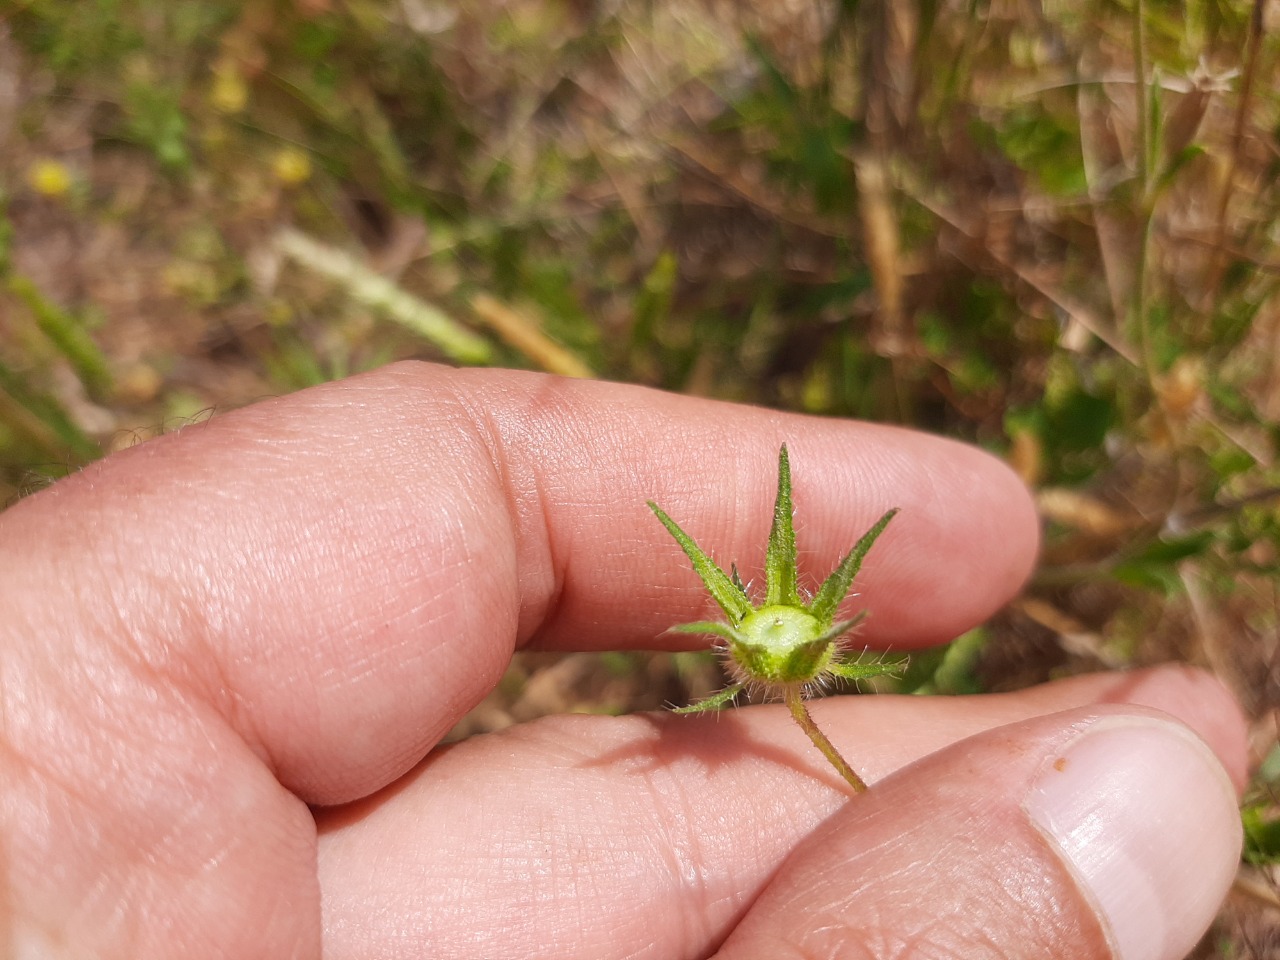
[{"xmin": 648, "ymin": 444, "xmax": 902, "ymax": 793}]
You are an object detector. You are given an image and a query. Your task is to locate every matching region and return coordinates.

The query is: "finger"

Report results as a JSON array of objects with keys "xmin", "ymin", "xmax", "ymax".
[
  {"xmin": 861, "ymin": 663, "xmax": 1250, "ymax": 791},
  {"xmin": 0, "ymin": 363, "xmax": 1036, "ymax": 957},
  {"xmin": 713, "ymin": 706, "xmax": 1241, "ymax": 960},
  {"xmin": 316, "ymin": 666, "xmax": 1244, "ymax": 960},
  {"xmin": 1, "ymin": 362, "xmax": 1038, "ymax": 807}
]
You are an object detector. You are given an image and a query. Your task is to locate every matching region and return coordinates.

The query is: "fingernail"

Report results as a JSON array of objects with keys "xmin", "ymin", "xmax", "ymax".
[{"xmin": 1024, "ymin": 716, "xmax": 1241, "ymax": 960}]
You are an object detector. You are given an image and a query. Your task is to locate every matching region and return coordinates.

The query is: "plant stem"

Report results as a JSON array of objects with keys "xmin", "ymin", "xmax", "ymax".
[
  {"xmin": 784, "ymin": 686, "xmax": 868, "ymax": 793},
  {"xmin": 1201, "ymin": 0, "xmax": 1264, "ymax": 307},
  {"xmin": 8, "ymin": 274, "xmax": 113, "ymax": 396},
  {"xmin": 1131, "ymin": 0, "xmax": 1149, "ymax": 195},
  {"xmin": 1128, "ymin": 0, "xmax": 1155, "ymax": 378}
]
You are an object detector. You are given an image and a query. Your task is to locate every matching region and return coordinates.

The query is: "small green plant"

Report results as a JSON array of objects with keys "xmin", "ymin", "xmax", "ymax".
[{"xmin": 648, "ymin": 444, "xmax": 902, "ymax": 793}]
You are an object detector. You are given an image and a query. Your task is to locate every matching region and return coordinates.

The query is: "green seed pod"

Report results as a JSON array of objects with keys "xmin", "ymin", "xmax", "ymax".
[{"xmin": 648, "ymin": 444, "xmax": 902, "ymax": 793}]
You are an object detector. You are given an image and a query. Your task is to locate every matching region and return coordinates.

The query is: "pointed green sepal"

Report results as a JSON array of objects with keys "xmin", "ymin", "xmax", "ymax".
[
  {"xmin": 809, "ymin": 508, "xmax": 899, "ymax": 627},
  {"xmin": 811, "ymin": 612, "xmax": 868, "ymax": 647},
  {"xmin": 649, "ymin": 501, "xmax": 754, "ymax": 624},
  {"xmin": 667, "ymin": 621, "xmax": 745, "ymax": 645},
  {"xmin": 764, "ymin": 444, "xmax": 800, "ymax": 607},
  {"xmin": 827, "ymin": 656, "xmax": 908, "ymax": 681},
  {"xmin": 670, "ymin": 682, "xmax": 746, "ymax": 713}
]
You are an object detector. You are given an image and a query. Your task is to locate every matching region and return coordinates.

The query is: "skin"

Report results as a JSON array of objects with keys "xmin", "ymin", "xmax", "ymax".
[{"xmin": 0, "ymin": 362, "xmax": 1247, "ymax": 958}]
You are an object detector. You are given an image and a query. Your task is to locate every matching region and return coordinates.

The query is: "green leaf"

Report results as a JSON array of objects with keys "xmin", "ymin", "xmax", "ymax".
[
  {"xmin": 809, "ymin": 508, "xmax": 899, "ymax": 627},
  {"xmin": 914, "ymin": 627, "xmax": 988, "ymax": 695},
  {"xmin": 1046, "ymin": 387, "xmax": 1114, "ymax": 456},
  {"xmin": 990, "ymin": 103, "xmax": 1087, "ymax": 196},
  {"xmin": 765, "ymin": 444, "xmax": 800, "ymax": 606},
  {"xmin": 649, "ymin": 501, "xmax": 754, "ymax": 624},
  {"xmin": 1126, "ymin": 530, "xmax": 1216, "ymax": 566},
  {"xmin": 1243, "ymin": 803, "xmax": 1280, "ymax": 866},
  {"xmin": 1258, "ymin": 742, "xmax": 1280, "ymax": 786},
  {"xmin": 1112, "ymin": 530, "xmax": 1217, "ymax": 595},
  {"xmin": 670, "ymin": 682, "xmax": 746, "ymax": 714}
]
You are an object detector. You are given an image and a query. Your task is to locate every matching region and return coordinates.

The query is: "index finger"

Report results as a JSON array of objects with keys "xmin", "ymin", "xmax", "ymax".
[{"xmin": 1, "ymin": 361, "xmax": 1037, "ymax": 804}]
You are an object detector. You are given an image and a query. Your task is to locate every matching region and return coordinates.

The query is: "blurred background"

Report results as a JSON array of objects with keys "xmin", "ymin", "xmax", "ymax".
[{"xmin": 2, "ymin": 0, "xmax": 1279, "ymax": 951}]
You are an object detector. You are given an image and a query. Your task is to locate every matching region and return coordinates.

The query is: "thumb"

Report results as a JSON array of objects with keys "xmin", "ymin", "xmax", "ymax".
[{"xmin": 715, "ymin": 706, "xmax": 1242, "ymax": 960}]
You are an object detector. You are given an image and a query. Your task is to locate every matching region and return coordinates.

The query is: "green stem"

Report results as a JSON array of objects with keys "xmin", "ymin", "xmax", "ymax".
[{"xmin": 784, "ymin": 686, "xmax": 867, "ymax": 793}]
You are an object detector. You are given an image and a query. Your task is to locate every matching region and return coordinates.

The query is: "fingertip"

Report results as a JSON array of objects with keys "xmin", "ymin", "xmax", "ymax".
[
  {"xmin": 1093, "ymin": 665, "xmax": 1251, "ymax": 793},
  {"xmin": 816, "ymin": 429, "xmax": 1040, "ymax": 646},
  {"xmin": 717, "ymin": 706, "xmax": 1240, "ymax": 960},
  {"xmin": 1024, "ymin": 714, "xmax": 1242, "ymax": 960}
]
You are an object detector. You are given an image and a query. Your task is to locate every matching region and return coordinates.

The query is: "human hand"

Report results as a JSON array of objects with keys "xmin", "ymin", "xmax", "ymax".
[{"xmin": 1, "ymin": 362, "xmax": 1245, "ymax": 959}]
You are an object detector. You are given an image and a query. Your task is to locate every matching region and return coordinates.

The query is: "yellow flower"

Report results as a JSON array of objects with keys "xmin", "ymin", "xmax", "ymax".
[
  {"xmin": 27, "ymin": 159, "xmax": 72, "ymax": 198},
  {"xmin": 272, "ymin": 148, "xmax": 312, "ymax": 186},
  {"xmin": 210, "ymin": 61, "xmax": 249, "ymax": 115}
]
